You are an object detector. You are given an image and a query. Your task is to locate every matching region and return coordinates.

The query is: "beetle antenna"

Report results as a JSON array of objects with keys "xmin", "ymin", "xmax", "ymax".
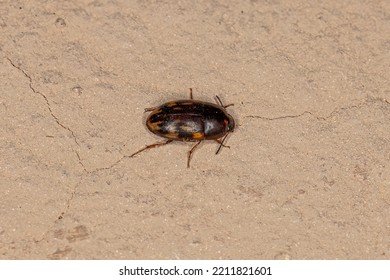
[
  {"xmin": 216, "ymin": 133, "xmax": 229, "ymax": 155},
  {"xmin": 215, "ymin": 95, "xmax": 223, "ymax": 107},
  {"xmin": 215, "ymin": 95, "xmax": 234, "ymax": 108}
]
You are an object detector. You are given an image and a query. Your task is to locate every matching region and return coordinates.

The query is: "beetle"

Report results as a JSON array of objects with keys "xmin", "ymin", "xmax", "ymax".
[{"xmin": 130, "ymin": 88, "xmax": 235, "ymax": 167}]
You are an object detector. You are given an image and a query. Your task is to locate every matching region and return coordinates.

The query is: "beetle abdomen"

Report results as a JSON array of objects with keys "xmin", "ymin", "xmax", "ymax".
[
  {"xmin": 131, "ymin": 90, "xmax": 235, "ymax": 168},
  {"xmin": 147, "ymin": 113, "xmax": 205, "ymax": 141},
  {"xmin": 146, "ymin": 99, "xmax": 233, "ymax": 141}
]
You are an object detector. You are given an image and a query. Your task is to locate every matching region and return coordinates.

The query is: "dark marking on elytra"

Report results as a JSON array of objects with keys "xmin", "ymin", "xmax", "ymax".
[{"xmin": 131, "ymin": 88, "xmax": 235, "ymax": 167}]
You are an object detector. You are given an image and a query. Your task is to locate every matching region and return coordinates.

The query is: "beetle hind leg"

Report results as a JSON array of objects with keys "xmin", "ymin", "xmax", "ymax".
[
  {"xmin": 144, "ymin": 107, "xmax": 157, "ymax": 112},
  {"xmin": 130, "ymin": 140, "xmax": 173, "ymax": 158},
  {"xmin": 187, "ymin": 141, "xmax": 202, "ymax": 168}
]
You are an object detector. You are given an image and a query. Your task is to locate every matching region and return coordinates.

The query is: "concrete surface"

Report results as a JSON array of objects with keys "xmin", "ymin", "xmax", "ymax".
[{"xmin": 0, "ymin": 0, "xmax": 389, "ymax": 259}]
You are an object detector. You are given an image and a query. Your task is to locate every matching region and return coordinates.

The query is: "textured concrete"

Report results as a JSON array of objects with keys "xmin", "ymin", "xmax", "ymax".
[{"xmin": 0, "ymin": 0, "xmax": 389, "ymax": 259}]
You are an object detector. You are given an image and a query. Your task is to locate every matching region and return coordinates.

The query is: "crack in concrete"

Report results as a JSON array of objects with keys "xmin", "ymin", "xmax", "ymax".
[
  {"xmin": 244, "ymin": 97, "xmax": 385, "ymax": 121},
  {"xmin": 6, "ymin": 58, "xmax": 134, "ymax": 176},
  {"xmin": 6, "ymin": 58, "xmax": 79, "ymax": 146},
  {"xmin": 8, "ymin": 56, "xmax": 390, "ymax": 226},
  {"xmin": 63, "ymin": 181, "xmax": 77, "ymax": 217},
  {"xmin": 59, "ymin": 152, "xmax": 130, "ymax": 219},
  {"xmin": 75, "ymin": 151, "xmax": 87, "ymax": 172},
  {"xmin": 65, "ymin": 96, "xmax": 390, "ymax": 218},
  {"xmin": 6, "ymin": 57, "xmax": 88, "ymax": 226},
  {"xmin": 82, "ymin": 154, "xmax": 129, "ymax": 174},
  {"xmin": 245, "ymin": 111, "xmax": 313, "ymax": 120},
  {"xmin": 34, "ymin": 176, "xmax": 82, "ymax": 244},
  {"xmin": 59, "ymin": 153, "xmax": 131, "ymax": 219}
]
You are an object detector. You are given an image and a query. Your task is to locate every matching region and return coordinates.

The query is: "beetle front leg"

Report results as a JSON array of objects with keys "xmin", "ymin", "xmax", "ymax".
[
  {"xmin": 187, "ymin": 141, "xmax": 201, "ymax": 168},
  {"xmin": 215, "ymin": 134, "xmax": 230, "ymax": 155},
  {"xmin": 214, "ymin": 139, "xmax": 230, "ymax": 148},
  {"xmin": 130, "ymin": 140, "xmax": 173, "ymax": 158},
  {"xmin": 189, "ymin": 88, "xmax": 193, "ymax": 99}
]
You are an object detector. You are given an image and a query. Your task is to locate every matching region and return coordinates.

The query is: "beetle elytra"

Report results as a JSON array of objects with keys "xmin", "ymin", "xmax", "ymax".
[{"xmin": 130, "ymin": 88, "xmax": 235, "ymax": 167}]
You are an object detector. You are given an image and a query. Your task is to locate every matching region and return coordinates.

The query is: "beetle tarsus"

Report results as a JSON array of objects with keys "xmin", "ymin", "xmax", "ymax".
[
  {"xmin": 187, "ymin": 141, "xmax": 201, "ymax": 168},
  {"xmin": 130, "ymin": 140, "xmax": 173, "ymax": 158},
  {"xmin": 189, "ymin": 88, "xmax": 193, "ymax": 99}
]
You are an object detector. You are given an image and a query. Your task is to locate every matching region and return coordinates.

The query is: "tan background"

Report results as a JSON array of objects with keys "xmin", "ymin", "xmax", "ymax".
[{"xmin": 1, "ymin": 0, "xmax": 389, "ymax": 259}]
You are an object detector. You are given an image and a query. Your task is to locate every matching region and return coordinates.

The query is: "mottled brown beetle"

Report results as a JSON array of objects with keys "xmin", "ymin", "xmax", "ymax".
[{"xmin": 130, "ymin": 88, "xmax": 235, "ymax": 167}]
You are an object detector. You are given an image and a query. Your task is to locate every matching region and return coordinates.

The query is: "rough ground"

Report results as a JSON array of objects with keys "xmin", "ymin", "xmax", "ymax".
[{"xmin": 0, "ymin": 0, "xmax": 389, "ymax": 259}]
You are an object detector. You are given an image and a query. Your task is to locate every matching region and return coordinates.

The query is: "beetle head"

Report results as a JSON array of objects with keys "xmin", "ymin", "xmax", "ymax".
[{"xmin": 227, "ymin": 114, "xmax": 235, "ymax": 132}]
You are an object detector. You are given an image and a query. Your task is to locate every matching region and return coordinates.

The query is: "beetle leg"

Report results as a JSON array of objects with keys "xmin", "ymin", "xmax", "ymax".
[
  {"xmin": 187, "ymin": 141, "xmax": 201, "ymax": 168},
  {"xmin": 189, "ymin": 88, "xmax": 193, "ymax": 99},
  {"xmin": 215, "ymin": 134, "xmax": 230, "ymax": 155},
  {"xmin": 144, "ymin": 107, "xmax": 157, "ymax": 112},
  {"xmin": 214, "ymin": 139, "xmax": 230, "ymax": 148},
  {"xmin": 130, "ymin": 140, "xmax": 173, "ymax": 158}
]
